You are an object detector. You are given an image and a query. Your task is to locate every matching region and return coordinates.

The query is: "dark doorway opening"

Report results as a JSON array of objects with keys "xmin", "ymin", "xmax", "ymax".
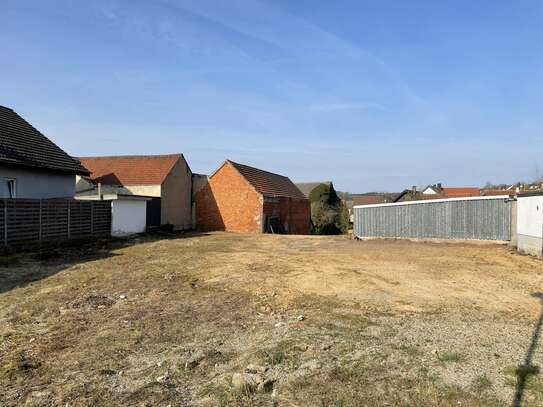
[
  {"xmin": 265, "ymin": 216, "xmax": 283, "ymax": 234},
  {"xmin": 146, "ymin": 198, "xmax": 162, "ymax": 229}
]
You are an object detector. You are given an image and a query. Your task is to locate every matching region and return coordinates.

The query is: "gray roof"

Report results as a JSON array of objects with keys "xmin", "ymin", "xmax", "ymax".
[
  {"xmin": 0, "ymin": 105, "xmax": 89, "ymax": 175},
  {"xmin": 295, "ymin": 182, "xmax": 332, "ymax": 199}
]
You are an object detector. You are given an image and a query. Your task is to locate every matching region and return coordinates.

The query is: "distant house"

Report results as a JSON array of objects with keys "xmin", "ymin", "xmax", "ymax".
[
  {"xmin": 196, "ymin": 160, "xmax": 310, "ymax": 234},
  {"xmin": 78, "ymin": 154, "xmax": 192, "ymax": 230},
  {"xmin": 0, "ymin": 105, "xmax": 89, "ymax": 198},
  {"xmin": 394, "ymin": 187, "xmax": 428, "ymax": 202},
  {"xmin": 509, "ymin": 182, "xmax": 543, "ymax": 194},
  {"xmin": 422, "ymin": 184, "xmax": 480, "ymax": 198},
  {"xmin": 480, "ymin": 189, "xmax": 516, "ymax": 197},
  {"xmin": 296, "ymin": 182, "xmax": 334, "ymax": 201},
  {"xmin": 396, "ymin": 184, "xmax": 481, "ymax": 202},
  {"xmin": 352, "ymin": 193, "xmax": 399, "ymax": 206}
]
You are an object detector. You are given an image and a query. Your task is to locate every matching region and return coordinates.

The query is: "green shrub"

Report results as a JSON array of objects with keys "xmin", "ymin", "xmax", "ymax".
[
  {"xmin": 308, "ymin": 183, "xmax": 348, "ymax": 235},
  {"xmin": 311, "ymin": 200, "xmax": 349, "ymax": 235}
]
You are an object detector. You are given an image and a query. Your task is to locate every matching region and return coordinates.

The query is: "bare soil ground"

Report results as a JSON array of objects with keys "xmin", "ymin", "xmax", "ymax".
[{"xmin": 1, "ymin": 233, "xmax": 542, "ymax": 406}]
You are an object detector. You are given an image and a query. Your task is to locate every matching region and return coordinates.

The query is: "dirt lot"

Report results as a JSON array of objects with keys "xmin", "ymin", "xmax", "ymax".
[{"xmin": 1, "ymin": 233, "xmax": 542, "ymax": 406}]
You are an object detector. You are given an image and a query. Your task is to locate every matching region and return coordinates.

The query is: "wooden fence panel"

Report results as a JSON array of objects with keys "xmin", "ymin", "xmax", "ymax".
[
  {"xmin": 6, "ymin": 199, "xmax": 41, "ymax": 244},
  {"xmin": 69, "ymin": 201, "xmax": 92, "ymax": 238},
  {"xmin": 1, "ymin": 199, "xmax": 112, "ymax": 249},
  {"xmin": 41, "ymin": 200, "xmax": 69, "ymax": 242},
  {"xmin": 91, "ymin": 201, "xmax": 112, "ymax": 235}
]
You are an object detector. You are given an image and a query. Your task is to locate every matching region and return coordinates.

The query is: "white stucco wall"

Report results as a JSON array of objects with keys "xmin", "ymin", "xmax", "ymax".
[
  {"xmin": 422, "ymin": 187, "xmax": 437, "ymax": 195},
  {"xmin": 517, "ymin": 195, "xmax": 543, "ymax": 239},
  {"xmin": 123, "ymin": 185, "xmax": 162, "ymax": 197},
  {"xmin": 111, "ymin": 199, "xmax": 147, "ymax": 237},
  {"xmin": 0, "ymin": 165, "xmax": 76, "ymax": 198}
]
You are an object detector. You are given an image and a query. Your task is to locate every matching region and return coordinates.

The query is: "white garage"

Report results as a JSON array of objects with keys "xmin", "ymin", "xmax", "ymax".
[
  {"xmin": 76, "ymin": 189, "xmax": 150, "ymax": 237},
  {"xmin": 111, "ymin": 196, "xmax": 150, "ymax": 237},
  {"xmin": 517, "ymin": 192, "xmax": 543, "ymax": 258}
]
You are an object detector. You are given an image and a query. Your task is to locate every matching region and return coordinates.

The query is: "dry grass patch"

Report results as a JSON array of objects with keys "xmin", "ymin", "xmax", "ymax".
[{"xmin": 1, "ymin": 232, "xmax": 542, "ymax": 406}]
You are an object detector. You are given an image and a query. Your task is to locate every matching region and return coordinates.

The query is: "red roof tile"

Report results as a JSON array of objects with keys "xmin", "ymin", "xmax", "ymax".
[
  {"xmin": 225, "ymin": 160, "xmax": 306, "ymax": 199},
  {"xmin": 481, "ymin": 189, "xmax": 515, "ymax": 196},
  {"xmin": 353, "ymin": 195, "xmax": 387, "ymax": 206},
  {"xmin": 78, "ymin": 154, "xmax": 182, "ymax": 185},
  {"xmin": 440, "ymin": 187, "xmax": 480, "ymax": 197}
]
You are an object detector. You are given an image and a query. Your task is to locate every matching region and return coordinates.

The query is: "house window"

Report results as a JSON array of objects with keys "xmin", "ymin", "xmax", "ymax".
[{"xmin": 1, "ymin": 178, "xmax": 16, "ymax": 198}]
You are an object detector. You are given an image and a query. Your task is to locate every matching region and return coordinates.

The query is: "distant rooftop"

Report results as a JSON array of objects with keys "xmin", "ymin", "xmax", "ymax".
[
  {"xmin": 295, "ymin": 182, "xmax": 332, "ymax": 199},
  {"xmin": 78, "ymin": 154, "xmax": 183, "ymax": 185}
]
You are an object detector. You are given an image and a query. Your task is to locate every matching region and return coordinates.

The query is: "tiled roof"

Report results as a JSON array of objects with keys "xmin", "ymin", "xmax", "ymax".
[
  {"xmin": 79, "ymin": 154, "xmax": 182, "ymax": 185},
  {"xmin": 353, "ymin": 195, "xmax": 387, "ymax": 206},
  {"xmin": 440, "ymin": 187, "xmax": 480, "ymax": 197},
  {"xmin": 480, "ymin": 189, "xmax": 515, "ymax": 197},
  {"xmin": 0, "ymin": 105, "xmax": 89, "ymax": 175},
  {"xmin": 227, "ymin": 160, "xmax": 306, "ymax": 199},
  {"xmin": 295, "ymin": 182, "xmax": 332, "ymax": 198}
]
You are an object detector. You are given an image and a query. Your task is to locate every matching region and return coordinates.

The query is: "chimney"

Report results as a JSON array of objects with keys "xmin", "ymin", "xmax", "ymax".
[
  {"xmin": 412, "ymin": 185, "xmax": 417, "ymax": 193},
  {"xmin": 437, "ymin": 183, "xmax": 442, "ymax": 190}
]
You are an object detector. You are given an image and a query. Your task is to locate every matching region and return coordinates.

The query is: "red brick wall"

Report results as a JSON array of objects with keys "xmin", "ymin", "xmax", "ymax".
[
  {"xmin": 287, "ymin": 198, "xmax": 311, "ymax": 234},
  {"xmin": 263, "ymin": 197, "xmax": 311, "ymax": 235},
  {"xmin": 195, "ymin": 162, "xmax": 263, "ymax": 232}
]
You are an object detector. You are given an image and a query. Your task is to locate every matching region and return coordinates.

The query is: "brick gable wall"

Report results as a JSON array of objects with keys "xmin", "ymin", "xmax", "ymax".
[{"xmin": 195, "ymin": 162, "xmax": 263, "ymax": 232}]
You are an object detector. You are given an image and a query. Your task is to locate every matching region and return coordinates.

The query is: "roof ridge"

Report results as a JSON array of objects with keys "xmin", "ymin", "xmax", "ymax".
[
  {"xmin": 0, "ymin": 106, "xmax": 89, "ymax": 175},
  {"xmin": 227, "ymin": 160, "xmax": 290, "ymax": 180},
  {"xmin": 224, "ymin": 160, "xmax": 306, "ymax": 199},
  {"xmin": 78, "ymin": 153, "xmax": 182, "ymax": 159},
  {"xmin": 296, "ymin": 181, "xmax": 332, "ymax": 184}
]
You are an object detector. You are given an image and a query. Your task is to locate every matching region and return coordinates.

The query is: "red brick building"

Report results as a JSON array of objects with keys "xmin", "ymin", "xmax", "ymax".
[{"xmin": 196, "ymin": 160, "xmax": 310, "ymax": 234}]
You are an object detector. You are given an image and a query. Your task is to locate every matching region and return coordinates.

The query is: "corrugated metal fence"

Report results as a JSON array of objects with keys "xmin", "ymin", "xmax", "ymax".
[
  {"xmin": 0, "ymin": 199, "xmax": 111, "ymax": 248},
  {"xmin": 353, "ymin": 196, "xmax": 512, "ymax": 241}
]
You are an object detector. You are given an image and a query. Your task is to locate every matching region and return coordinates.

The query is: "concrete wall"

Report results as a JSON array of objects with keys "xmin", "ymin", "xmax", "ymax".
[
  {"xmin": 123, "ymin": 185, "xmax": 162, "ymax": 197},
  {"xmin": 160, "ymin": 157, "xmax": 192, "ymax": 230},
  {"xmin": 0, "ymin": 165, "xmax": 75, "ymax": 198},
  {"xmin": 192, "ymin": 174, "xmax": 209, "ymax": 199},
  {"xmin": 517, "ymin": 195, "xmax": 543, "ymax": 257},
  {"xmin": 111, "ymin": 199, "xmax": 147, "ymax": 237},
  {"xmin": 191, "ymin": 174, "xmax": 209, "ymax": 228},
  {"xmin": 195, "ymin": 162, "xmax": 263, "ymax": 233}
]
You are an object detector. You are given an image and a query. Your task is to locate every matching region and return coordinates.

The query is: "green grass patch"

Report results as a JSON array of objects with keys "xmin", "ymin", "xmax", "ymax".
[
  {"xmin": 473, "ymin": 375, "xmax": 493, "ymax": 391},
  {"xmin": 438, "ymin": 352, "xmax": 464, "ymax": 363},
  {"xmin": 398, "ymin": 344, "xmax": 421, "ymax": 357}
]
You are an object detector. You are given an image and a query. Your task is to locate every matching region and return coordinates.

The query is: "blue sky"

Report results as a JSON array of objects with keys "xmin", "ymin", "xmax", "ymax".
[{"xmin": 2, "ymin": 0, "xmax": 543, "ymax": 192}]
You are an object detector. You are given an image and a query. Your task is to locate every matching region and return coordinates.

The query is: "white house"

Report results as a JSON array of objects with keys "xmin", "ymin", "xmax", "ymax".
[
  {"xmin": 0, "ymin": 105, "xmax": 89, "ymax": 198},
  {"xmin": 517, "ymin": 191, "xmax": 543, "ymax": 258}
]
